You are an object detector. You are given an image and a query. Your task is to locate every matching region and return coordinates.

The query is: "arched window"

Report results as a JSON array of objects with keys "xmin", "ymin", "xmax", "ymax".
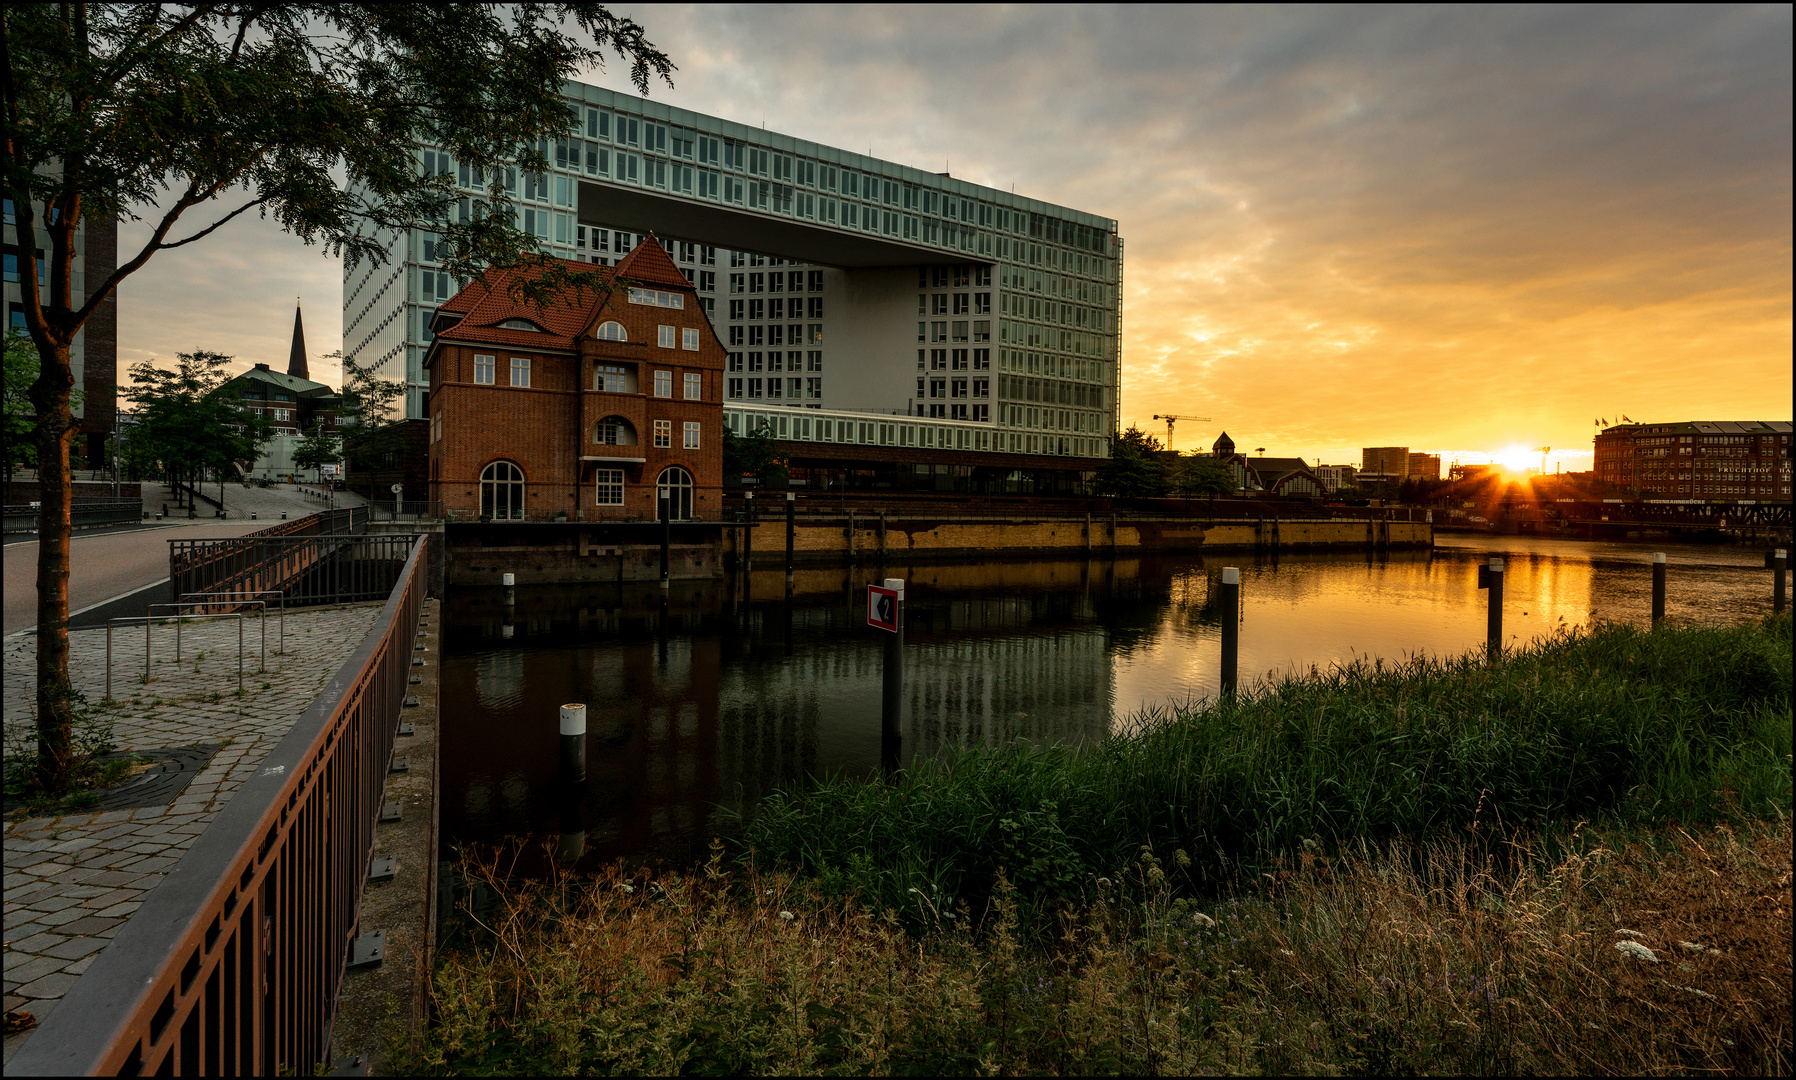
[
  {"xmin": 480, "ymin": 460, "xmax": 525, "ymax": 520},
  {"xmin": 656, "ymin": 466, "xmax": 694, "ymax": 521},
  {"xmin": 594, "ymin": 416, "xmax": 637, "ymax": 446},
  {"xmin": 594, "ymin": 321, "xmax": 627, "ymax": 341},
  {"xmin": 499, "ymin": 318, "xmax": 542, "ymax": 332}
]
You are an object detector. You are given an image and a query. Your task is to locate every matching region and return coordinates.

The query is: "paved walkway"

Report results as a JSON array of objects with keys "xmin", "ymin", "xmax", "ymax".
[
  {"xmin": 137, "ymin": 480, "xmax": 368, "ymax": 523},
  {"xmin": 2, "ymin": 603, "xmax": 384, "ymax": 1062}
]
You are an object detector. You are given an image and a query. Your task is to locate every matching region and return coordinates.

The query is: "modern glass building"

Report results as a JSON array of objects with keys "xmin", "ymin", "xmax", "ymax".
[{"xmin": 347, "ymin": 81, "xmax": 1123, "ymax": 464}]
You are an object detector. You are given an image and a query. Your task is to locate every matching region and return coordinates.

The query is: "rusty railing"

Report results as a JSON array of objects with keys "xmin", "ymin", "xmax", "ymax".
[{"xmin": 10, "ymin": 533, "xmax": 427, "ymax": 1075}]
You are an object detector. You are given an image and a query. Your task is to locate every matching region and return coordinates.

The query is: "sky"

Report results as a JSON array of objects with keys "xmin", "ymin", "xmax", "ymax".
[{"xmin": 117, "ymin": 4, "xmax": 1792, "ymax": 472}]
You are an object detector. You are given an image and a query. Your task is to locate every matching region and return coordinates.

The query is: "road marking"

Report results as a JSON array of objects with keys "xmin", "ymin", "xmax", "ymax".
[{"xmin": 5, "ymin": 577, "xmax": 174, "ymax": 639}]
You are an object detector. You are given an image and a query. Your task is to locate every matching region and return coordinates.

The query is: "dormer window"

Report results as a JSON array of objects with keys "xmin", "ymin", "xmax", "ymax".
[
  {"xmin": 594, "ymin": 321, "xmax": 627, "ymax": 341},
  {"xmin": 499, "ymin": 318, "xmax": 542, "ymax": 331}
]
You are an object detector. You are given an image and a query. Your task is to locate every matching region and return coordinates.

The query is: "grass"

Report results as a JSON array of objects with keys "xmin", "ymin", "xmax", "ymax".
[
  {"xmin": 398, "ymin": 818, "xmax": 1791, "ymax": 1075},
  {"xmin": 738, "ymin": 616, "xmax": 1792, "ymax": 922}
]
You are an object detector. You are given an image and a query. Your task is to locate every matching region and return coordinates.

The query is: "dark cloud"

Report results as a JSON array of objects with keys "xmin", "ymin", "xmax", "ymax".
[{"xmin": 122, "ymin": 5, "xmax": 1791, "ymax": 465}]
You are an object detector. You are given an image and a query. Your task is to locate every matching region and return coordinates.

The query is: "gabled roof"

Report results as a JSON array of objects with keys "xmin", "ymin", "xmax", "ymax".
[
  {"xmin": 432, "ymin": 234, "xmax": 694, "ymax": 354},
  {"xmin": 229, "ymin": 364, "xmax": 335, "ymax": 396}
]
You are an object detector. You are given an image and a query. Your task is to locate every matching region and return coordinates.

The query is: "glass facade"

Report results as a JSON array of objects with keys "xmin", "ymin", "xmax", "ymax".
[{"xmin": 353, "ymin": 81, "xmax": 1121, "ymax": 457}]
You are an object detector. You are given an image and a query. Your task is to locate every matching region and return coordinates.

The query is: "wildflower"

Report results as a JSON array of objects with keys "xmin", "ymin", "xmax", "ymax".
[
  {"xmin": 1614, "ymin": 940, "xmax": 1658, "ymax": 963},
  {"xmin": 779, "ymin": 911, "xmax": 794, "ymax": 921},
  {"xmin": 617, "ymin": 883, "xmax": 634, "ymax": 894}
]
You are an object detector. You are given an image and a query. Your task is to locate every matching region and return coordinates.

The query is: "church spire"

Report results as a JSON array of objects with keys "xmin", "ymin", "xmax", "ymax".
[{"xmin": 287, "ymin": 297, "xmax": 310, "ymax": 380}]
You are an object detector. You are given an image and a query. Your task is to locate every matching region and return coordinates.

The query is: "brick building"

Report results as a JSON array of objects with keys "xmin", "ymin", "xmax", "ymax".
[
  {"xmin": 425, "ymin": 238, "xmax": 723, "ymax": 521},
  {"xmin": 1593, "ymin": 420, "xmax": 1792, "ymax": 500}
]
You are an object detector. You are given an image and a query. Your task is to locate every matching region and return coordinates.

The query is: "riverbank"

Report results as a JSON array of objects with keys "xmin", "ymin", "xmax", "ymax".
[{"xmin": 398, "ymin": 616, "xmax": 1791, "ymax": 1074}]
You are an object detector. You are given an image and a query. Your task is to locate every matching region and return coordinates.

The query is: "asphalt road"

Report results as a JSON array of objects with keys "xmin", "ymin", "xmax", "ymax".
[{"xmin": 3, "ymin": 521, "xmax": 268, "ymax": 637}]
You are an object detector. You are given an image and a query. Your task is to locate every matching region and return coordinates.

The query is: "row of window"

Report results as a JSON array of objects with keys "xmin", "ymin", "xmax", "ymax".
[
  {"xmin": 470, "ymin": 354, "xmax": 706, "ymax": 399},
  {"xmin": 728, "ymin": 377, "xmax": 823, "ymax": 401},
  {"xmin": 728, "ymin": 298, "xmax": 824, "ymax": 320},
  {"xmin": 917, "ymin": 404, "xmax": 992, "ymax": 422},
  {"xmin": 726, "ymin": 272, "xmax": 825, "ymax": 295},
  {"xmin": 918, "ymin": 320, "xmax": 993, "ymax": 344},
  {"xmin": 919, "ymin": 348, "xmax": 992, "ymax": 371},
  {"xmin": 480, "ymin": 460, "xmax": 698, "ymax": 518},
  {"xmin": 921, "ymin": 293, "xmax": 992, "ymax": 316},
  {"xmin": 727, "ymin": 324, "xmax": 823, "ymax": 347},
  {"xmin": 727, "ymin": 351, "xmax": 823, "ymax": 373},
  {"xmin": 916, "ymin": 377, "xmax": 992, "ymax": 399}
]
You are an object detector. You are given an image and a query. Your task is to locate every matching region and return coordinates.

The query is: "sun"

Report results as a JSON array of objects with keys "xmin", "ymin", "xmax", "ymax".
[{"xmin": 1497, "ymin": 445, "xmax": 1535, "ymax": 474}]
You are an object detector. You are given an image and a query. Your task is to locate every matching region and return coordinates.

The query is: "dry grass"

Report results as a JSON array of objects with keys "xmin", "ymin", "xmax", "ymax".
[{"xmin": 394, "ymin": 816, "xmax": 1791, "ymax": 1075}]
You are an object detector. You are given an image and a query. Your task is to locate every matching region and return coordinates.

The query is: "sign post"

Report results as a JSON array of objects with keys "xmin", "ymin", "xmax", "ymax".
[{"xmin": 869, "ymin": 579, "xmax": 902, "ymax": 747}]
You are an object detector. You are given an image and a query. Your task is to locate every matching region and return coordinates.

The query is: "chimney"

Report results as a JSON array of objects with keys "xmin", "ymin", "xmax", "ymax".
[
  {"xmin": 287, "ymin": 297, "xmax": 310, "ymax": 380},
  {"xmin": 254, "ymin": 362, "xmax": 271, "ymax": 370}
]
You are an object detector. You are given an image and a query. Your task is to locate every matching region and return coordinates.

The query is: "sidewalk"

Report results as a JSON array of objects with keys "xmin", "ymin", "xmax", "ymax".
[{"xmin": 2, "ymin": 604, "xmax": 385, "ymax": 1063}]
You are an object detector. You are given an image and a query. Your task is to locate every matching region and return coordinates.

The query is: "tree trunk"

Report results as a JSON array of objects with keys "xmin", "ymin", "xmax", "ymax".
[{"xmin": 30, "ymin": 340, "xmax": 78, "ymax": 794}]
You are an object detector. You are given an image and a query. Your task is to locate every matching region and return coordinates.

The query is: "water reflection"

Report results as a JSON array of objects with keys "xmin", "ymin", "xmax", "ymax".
[{"xmin": 441, "ymin": 539, "xmax": 1778, "ymax": 872}]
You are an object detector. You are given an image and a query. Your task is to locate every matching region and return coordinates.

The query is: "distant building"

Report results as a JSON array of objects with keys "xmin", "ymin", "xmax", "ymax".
[
  {"xmin": 1449, "ymin": 462, "xmax": 1501, "ymax": 483},
  {"xmin": 1313, "ymin": 464, "xmax": 1357, "ymax": 492},
  {"xmin": 220, "ymin": 301, "xmax": 344, "ymax": 480},
  {"xmin": 5, "ymin": 197, "xmax": 118, "ymax": 464},
  {"xmin": 1406, "ymin": 453, "xmax": 1441, "ymax": 482},
  {"xmin": 1594, "ymin": 420, "xmax": 1792, "ymax": 500},
  {"xmin": 1361, "ymin": 446, "xmax": 1409, "ymax": 479},
  {"xmin": 1211, "ymin": 431, "xmax": 1326, "ymax": 497}
]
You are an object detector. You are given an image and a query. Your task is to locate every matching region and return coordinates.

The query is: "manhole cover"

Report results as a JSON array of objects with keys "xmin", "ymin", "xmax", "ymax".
[{"xmin": 92, "ymin": 746, "xmax": 220, "ymax": 811}]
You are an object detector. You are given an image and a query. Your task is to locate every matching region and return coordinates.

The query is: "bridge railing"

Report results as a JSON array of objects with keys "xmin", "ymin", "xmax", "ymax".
[{"xmin": 9, "ymin": 534, "xmax": 428, "ymax": 1075}]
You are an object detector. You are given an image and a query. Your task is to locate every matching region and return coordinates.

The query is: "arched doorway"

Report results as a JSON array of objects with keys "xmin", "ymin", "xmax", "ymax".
[
  {"xmin": 656, "ymin": 466, "xmax": 694, "ymax": 520},
  {"xmin": 480, "ymin": 460, "xmax": 525, "ymax": 520}
]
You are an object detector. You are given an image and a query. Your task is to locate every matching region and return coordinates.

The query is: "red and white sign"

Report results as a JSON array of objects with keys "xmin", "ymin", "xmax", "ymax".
[{"xmin": 867, "ymin": 585, "xmax": 898, "ymax": 632}]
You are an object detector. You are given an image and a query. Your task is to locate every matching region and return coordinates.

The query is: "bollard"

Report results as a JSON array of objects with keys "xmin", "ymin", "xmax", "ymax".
[
  {"xmin": 743, "ymin": 492, "xmax": 755, "ymax": 573},
  {"xmin": 1772, "ymin": 548, "xmax": 1787, "ymax": 614},
  {"xmin": 881, "ymin": 578, "xmax": 904, "ymax": 748},
  {"xmin": 250, "ymin": 511, "xmax": 257, "ymax": 520},
  {"xmin": 502, "ymin": 572, "xmax": 515, "ymax": 587},
  {"xmin": 785, "ymin": 491, "xmax": 796, "ymax": 575},
  {"xmin": 1219, "ymin": 567, "xmax": 1239, "ymax": 699},
  {"xmin": 559, "ymin": 703, "xmax": 587, "ymax": 782},
  {"xmin": 281, "ymin": 511, "xmax": 288, "ymax": 519},
  {"xmin": 1484, "ymin": 557, "xmax": 1504, "ymax": 658},
  {"xmin": 659, "ymin": 492, "xmax": 671, "ymax": 587},
  {"xmin": 1651, "ymin": 552, "xmax": 1666, "ymax": 626}
]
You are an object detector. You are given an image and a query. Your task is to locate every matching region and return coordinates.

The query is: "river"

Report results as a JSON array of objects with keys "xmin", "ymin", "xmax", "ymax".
[{"xmin": 438, "ymin": 535, "xmax": 1779, "ymax": 871}]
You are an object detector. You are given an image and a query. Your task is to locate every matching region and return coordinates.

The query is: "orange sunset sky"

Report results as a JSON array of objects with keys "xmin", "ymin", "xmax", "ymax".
[{"xmin": 117, "ymin": 5, "xmax": 1792, "ymax": 472}]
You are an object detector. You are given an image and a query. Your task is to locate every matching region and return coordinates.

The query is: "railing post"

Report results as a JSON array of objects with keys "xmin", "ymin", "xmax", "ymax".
[
  {"xmin": 881, "ymin": 578, "xmax": 904, "ymax": 749},
  {"xmin": 1651, "ymin": 552, "xmax": 1666, "ymax": 626},
  {"xmin": 785, "ymin": 491, "xmax": 796, "ymax": 575},
  {"xmin": 1484, "ymin": 557, "xmax": 1504, "ymax": 659},
  {"xmin": 1219, "ymin": 567, "xmax": 1239, "ymax": 700},
  {"xmin": 1773, "ymin": 548, "xmax": 1787, "ymax": 614},
  {"xmin": 660, "ymin": 491, "xmax": 671, "ymax": 587}
]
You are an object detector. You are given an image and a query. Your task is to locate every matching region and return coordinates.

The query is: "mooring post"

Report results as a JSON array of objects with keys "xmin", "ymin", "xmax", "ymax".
[
  {"xmin": 742, "ymin": 492, "xmax": 754, "ymax": 575},
  {"xmin": 1651, "ymin": 552, "xmax": 1666, "ymax": 626},
  {"xmin": 659, "ymin": 491, "xmax": 671, "ymax": 587},
  {"xmin": 1770, "ymin": 547, "xmax": 1787, "ymax": 613},
  {"xmin": 785, "ymin": 491, "xmax": 796, "ymax": 574},
  {"xmin": 881, "ymin": 577, "xmax": 904, "ymax": 747},
  {"xmin": 560, "ymin": 702, "xmax": 587, "ymax": 783},
  {"xmin": 1484, "ymin": 557, "xmax": 1505, "ymax": 658},
  {"xmin": 1219, "ymin": 567, "xmax": 1240, "ymax": 699}
]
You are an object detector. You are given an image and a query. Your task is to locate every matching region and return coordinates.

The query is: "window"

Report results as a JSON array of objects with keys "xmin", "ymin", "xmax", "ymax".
[
  {"xmin": 657, "ymin": 466, "xmax": 695, "ymax": 519},
  {"xmin": 954, "ymin": 293, "xmax": 970, "ymax": 315},
  {"xmin": 594, "ymin": 469, "xmax": 624, "ymax": 506},
  {"xmin": 653, "ymin": 370, "xmax": 673, "ymax": 397},
  {"xmin": 952, "ymin": 378, "xmax": 968, "ymax": 398},
  {"xmin": 974, "ymin": 348, "xmax": 991, "ymax": 370},
  {"xmin": 807, "ymin": 297, "xmax": 824, "ymax": 319},
  {"xmin": 952, "ymin": 321, "xmax": 969, "ymax": 343},
  {"xmin": 594, "ymin": 321, "xmax": 627, "ymax": 341},
  {"xmin": 787, "ymin": 378, "xmax": 804, "ymax": 399},
  {"xmin": 683, "ymin": 421, "xmax": 701, "ymax": 449},
  {"xmin": 929, "ymin": 378, "xmax": 946, "ymax": 399},
  {"xmin": 728, "ymin": 377, "xmax": 744, "ymax": 398},
  {"xmin": 658, "ymin": 324, "xmax": 676, "ymax": 349},
  {"xmin": 682, "ymin": 327, "xmax": 700, "ymax": 351},
  {"xmin": 474, "ymin": 354, "xmax": 495, "ymax": 384},
  {"xmin": 684, "ymin": 372, "xmax": 703, "ymax": 399},
  {"xmin": 973, "ymin": 320, "xmax": 991, "ymax": 342},
  {"xmin": 808, "ymin": 323, "xmax": 823, "ymax": 343},
  {"xmin": 748, "ymin": 378, "xmax": 763, "ymax": 398},
  {"xmin": 480, "ymin": 460, "xmax": 525, "ymax": 520},
  {"xmin": 806, "ymin": 377, "xmax": 822, "ymax": 399},
  {"xmin": 749, "ymin": 272, "xmax": 764, "ymax": 293},
  {"xmin": 510, "ymin": 357, "xmax": 531, "ymax": 387},
  {"xmin": 766, "ymin": 376, "xmax": 782, "ymax": 398},
  {"xmin": 594, "ymin": 364, "xmax": 631, "ymax": 392},
  {"xmin": 594, "ymin": 416, "xmax": 637, "ymax": 445},
  {"xmin": 973, "ymin": 378, "xmax": 990, "ymax": 397},
  {"xmin": 952, "ymin": 348, "xmax": 968, "ymax": 370},
  {"xmin": 630, "ymin": 288, "xmax": 685, "ymax": 309},
  {"xmin": 973, "ymin": 404, "xmax": 990, "ymax": 423},
  {"xmin": 652, "ymin": 419, "xmax": 673, "ymax": 448},
  {"xmin": 931, "ymin": 294, "xmax": 948, "ymax": 315},
  {"xmin": 748, "ymin": 352, "xmax": 764, "ymax": 372},
  {"xmin": 931, "ymin": 321, "xmax": 947, "ymax": 342},
  {"xmin": 806, "ymin": 351, "xmax": 822, "ymax": 372},
  {"xmin": 975, "ymin": 292, "xmax": 992, "ymax": 314}
]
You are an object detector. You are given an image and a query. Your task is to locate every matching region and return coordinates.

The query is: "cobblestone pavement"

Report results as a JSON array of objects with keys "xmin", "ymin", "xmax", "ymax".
[{"xmin": 3, "ymin": 603, "xmax": 383, "ymax": 1062}]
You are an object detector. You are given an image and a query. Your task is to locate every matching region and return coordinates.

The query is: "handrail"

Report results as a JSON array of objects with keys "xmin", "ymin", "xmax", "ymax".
[{"xmin": 14, "ymin": 533, "xmax": 427, "ymax": 1075}]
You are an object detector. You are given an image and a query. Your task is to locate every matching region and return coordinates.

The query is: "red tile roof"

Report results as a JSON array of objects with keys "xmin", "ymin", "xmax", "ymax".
[{"xmin": 431, "ymin": 234, "xmax": 693, "ymax": 352}]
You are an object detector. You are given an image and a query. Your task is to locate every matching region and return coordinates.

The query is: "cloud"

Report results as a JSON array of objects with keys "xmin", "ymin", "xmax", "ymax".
[{"xmin": 119, "ymin": 5, "xmax": 1791, "ymax": 464}]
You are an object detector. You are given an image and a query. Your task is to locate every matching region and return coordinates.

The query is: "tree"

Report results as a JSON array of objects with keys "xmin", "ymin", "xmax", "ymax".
[
  {"xmin": 1175, "ymin": 455, "xmax": 1238, "ymax": 498},
  {"xmin": 722, "ymin": 418, "xmax": 789, "ymax": 487},
  {"xmin": 124, "ymin": 350, "xmax": 273, "ymax": 499},
  {"xmin": 335, "ymin": 351, "xmax": 408, "ymax": 484},
  {"xmin": 3, "ymin": 2, "xmax": 676, "ymax": 791},
  {"xmin": 1093, "ymin": 424, "xmax": 1170, "ymax": 497},
  {"xmin": 292, "ymin": 421, "xmax": 341, "ymax": 482}
]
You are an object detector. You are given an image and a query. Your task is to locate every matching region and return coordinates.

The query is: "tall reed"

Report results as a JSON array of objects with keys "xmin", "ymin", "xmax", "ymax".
[{"xmin": 739, "ymin": 616, "xmax": 1792, "ymax": 920}]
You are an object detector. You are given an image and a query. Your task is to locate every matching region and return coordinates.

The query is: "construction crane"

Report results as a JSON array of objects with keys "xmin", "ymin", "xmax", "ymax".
[
  {"xmin": 1151, "ymin": 414, "xmax": 1210, "ymax": 451},
  {"xmin": 1533, "ymin": 446, "xmax": 1551, "ymax": 475}
]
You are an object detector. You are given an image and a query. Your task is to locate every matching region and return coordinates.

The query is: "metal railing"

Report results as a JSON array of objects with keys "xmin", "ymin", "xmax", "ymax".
[
  {"xmin": 106, "ymin": 609, "xmax": 257, "ymax": 700},
  {"xmin": 4, "ymin": 497, "xmax": 143, "ymax": 534},
  {"xmin": 171, "ymin": 531, "xmax": 410, "ymax": 609},
  {"xmin": 12, "ymin": 533, "xmax": 427, "ymax": 1075},
  {"xmin": 371, "ymin": 499, "xmax": 443, "ymax": 521}
]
